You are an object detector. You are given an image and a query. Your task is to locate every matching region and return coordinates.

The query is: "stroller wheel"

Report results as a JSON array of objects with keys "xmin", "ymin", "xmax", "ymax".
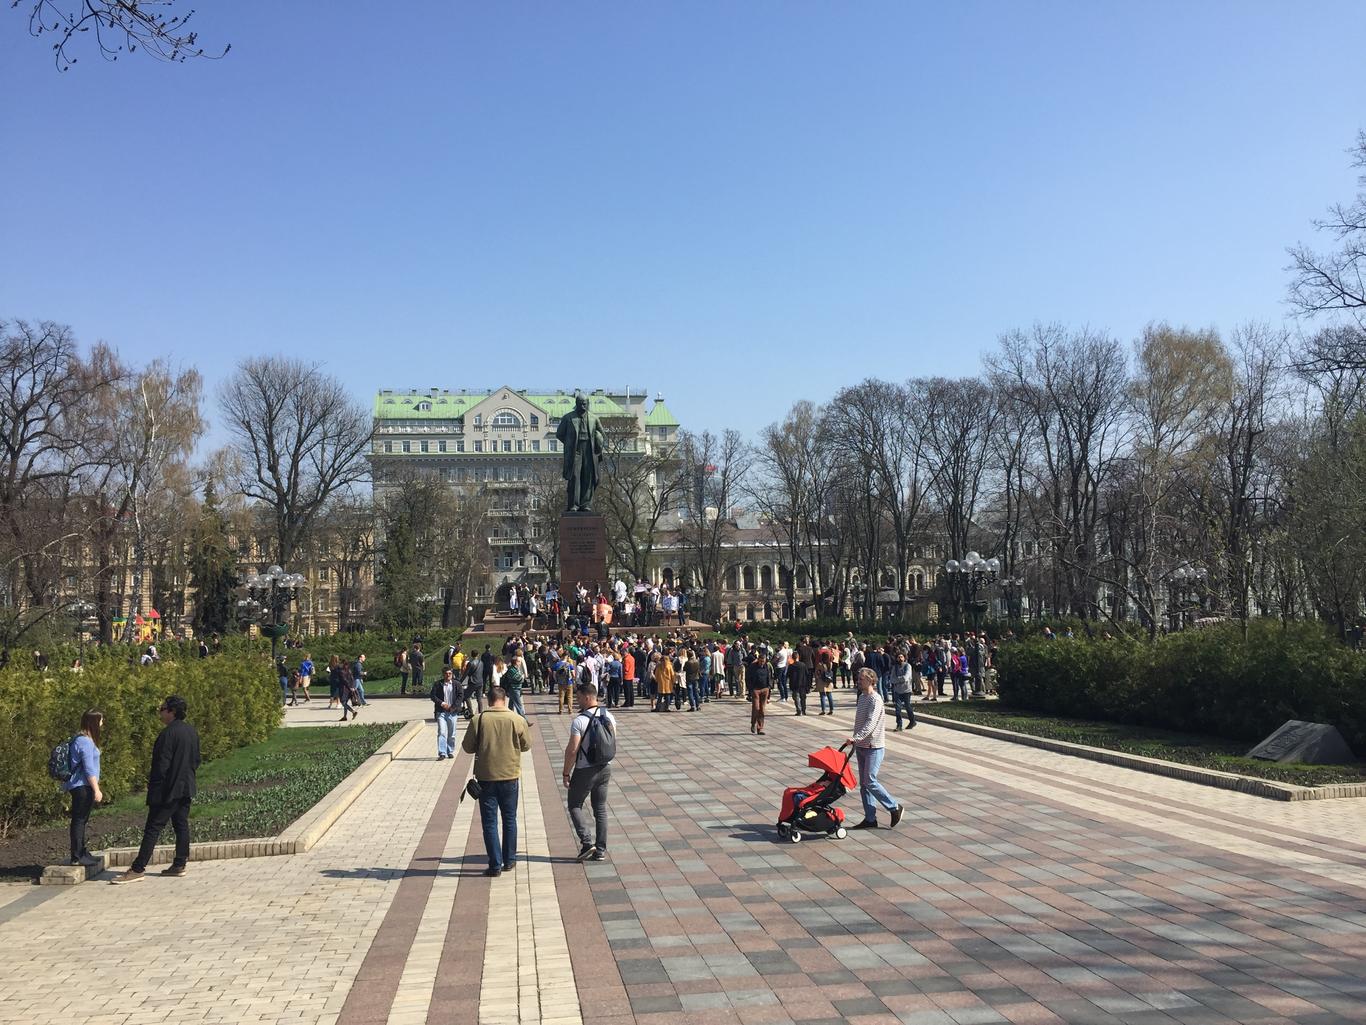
[
  {"xmin": 834, "ymin": 827, "xmax": 847, "ymax": 840},
  {"xmin": 776, "ymin": 822, "xmax": 789, "ymax": 836},
  {"xmin": 789, "ymin": 829, "xmax": 802, "ymax": 844}
]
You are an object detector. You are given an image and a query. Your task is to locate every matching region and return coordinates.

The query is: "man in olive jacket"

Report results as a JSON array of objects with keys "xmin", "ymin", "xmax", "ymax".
[
  {"xmin": 462, "ymin": 686, "xmax": 531, "ymax": 877},
  {"xmin": 113, "ymin": 694, "xmax": 202, "ymax": 882}
]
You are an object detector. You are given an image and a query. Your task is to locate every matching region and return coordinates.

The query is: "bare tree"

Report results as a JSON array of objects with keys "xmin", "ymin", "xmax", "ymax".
[
  {"xmin": 19, "ymin": 0, "xmax": 230, "ymax": 71},
  {"xmin": 598, "ymin": 423, "xmax": 685, "ymax": 584},
  {"xmin": 219, "ymin": 357, "xmax": 373, "ymax": 567},
  {"xmin": 1288, "ymin": 131, "xmax": 1366, "ymax": 331},
  {"xmin": 673, "ymin": 429, "xmax": 752, "ymax": 623}
]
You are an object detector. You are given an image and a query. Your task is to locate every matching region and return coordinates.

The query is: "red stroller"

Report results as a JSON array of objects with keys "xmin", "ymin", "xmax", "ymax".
[{"xmin": 776, "ymin": 743, "xmax": 856, "ymax": 843}]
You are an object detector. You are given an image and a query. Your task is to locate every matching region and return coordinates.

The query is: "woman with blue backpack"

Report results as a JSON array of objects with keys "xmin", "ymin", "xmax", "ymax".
[{"xmin": 58, "ymin": 710, "xmax": 105, "ymax": 868}]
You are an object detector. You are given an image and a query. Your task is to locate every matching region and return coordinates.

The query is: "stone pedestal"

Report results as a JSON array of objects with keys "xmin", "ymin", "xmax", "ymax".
[{"xmin": 559, "ymin": 513, "xmax": 608, "ymax": 591}]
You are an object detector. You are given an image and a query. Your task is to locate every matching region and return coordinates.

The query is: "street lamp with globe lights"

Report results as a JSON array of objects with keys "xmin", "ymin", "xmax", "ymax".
[
  {"xmin": 945, "ymin": 552, "xmax": 1000, "ymax": 695},
  {"xmin": 241, "ymin": 565, "xmax": 306, "ymax": 663},
  {"xmin": 1168, "ymin": 561, "xmax": 1207, "ymax": 631}
]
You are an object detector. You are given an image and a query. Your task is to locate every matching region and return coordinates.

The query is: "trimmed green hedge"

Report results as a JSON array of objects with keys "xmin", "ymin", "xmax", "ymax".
[
  {"xmin": 0, "ymin": 655, "xmax": 281, "ymax": 838},
  {"xmin": 996, "ymin": 621, "xmax": 1366, "ymax": 753}
]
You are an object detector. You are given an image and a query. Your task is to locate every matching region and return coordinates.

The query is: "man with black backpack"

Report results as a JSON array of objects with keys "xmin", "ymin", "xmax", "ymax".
[{"xmin": 562, "ymin": 681, "xmax": 616, "ymax": 862}]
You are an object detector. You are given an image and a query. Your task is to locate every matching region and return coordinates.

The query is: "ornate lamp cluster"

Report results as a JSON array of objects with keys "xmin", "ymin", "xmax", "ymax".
[{"xmin": 238, "ymin": 564, "xmax": 306, "ymax": 661}]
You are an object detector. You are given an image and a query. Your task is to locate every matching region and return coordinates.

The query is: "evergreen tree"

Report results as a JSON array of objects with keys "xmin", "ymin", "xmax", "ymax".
[
  {"xmin": 377, "ymin": 497, "xmax": 423, "ymax": 633},
  {"xmin": 189, "ymin": 477, "xmax": 240, "ymax": 637}
]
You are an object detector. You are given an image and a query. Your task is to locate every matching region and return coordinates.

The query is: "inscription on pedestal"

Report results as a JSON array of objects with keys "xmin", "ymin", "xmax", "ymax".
[{"xmin": 558, "ymin": 514, "xmax": 608, "ymax": 591}]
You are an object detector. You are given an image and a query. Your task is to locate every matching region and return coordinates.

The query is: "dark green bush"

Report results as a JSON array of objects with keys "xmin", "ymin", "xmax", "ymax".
[
  {"xmin": 0, "ymin": 655, "xmax": 281, "ymax": 838},
  {"xmin": 996, "ymin": 621, "xmax": 1366, "ymax": 752}
]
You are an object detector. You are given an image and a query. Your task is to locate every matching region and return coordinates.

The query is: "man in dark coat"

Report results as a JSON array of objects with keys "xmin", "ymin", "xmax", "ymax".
[{"xmin": 113, "ymin": 695, "xmax": 202, "ymax": 882}]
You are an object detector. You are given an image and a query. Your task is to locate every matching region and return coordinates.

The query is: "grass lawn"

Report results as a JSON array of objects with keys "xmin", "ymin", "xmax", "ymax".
[
  {"xmin": 920, "ymin": 702, "xmax": 1366, "ymax": 787},
  {"xmin": 1, "ymin": 722, "xmax": 402, "ymax": 880}
]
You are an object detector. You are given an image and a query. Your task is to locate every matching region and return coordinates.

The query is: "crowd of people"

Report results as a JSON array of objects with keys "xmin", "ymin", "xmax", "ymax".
[{"xmin": 502, "ymin": 578, "xmax": 691, "ymax": 631}]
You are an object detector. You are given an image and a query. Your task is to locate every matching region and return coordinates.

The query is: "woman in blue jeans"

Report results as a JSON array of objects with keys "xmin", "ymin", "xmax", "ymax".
[{"xmin": 848, "ymin": 668, "xmax": 904, "ymax": 829}]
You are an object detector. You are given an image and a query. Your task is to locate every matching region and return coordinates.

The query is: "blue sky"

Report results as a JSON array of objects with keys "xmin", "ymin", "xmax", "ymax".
[{"xmin": 2, "ymin": 2, "xmax": 1363, "ymax": 446}]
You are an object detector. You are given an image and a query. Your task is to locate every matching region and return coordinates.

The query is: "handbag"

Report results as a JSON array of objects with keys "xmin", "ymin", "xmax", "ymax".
[{"xmin": 464, "ymin": 778, "xmax": 483, "ymax": 801}]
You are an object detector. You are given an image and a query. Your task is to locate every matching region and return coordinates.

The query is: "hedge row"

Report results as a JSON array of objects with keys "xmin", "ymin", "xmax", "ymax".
[
  {"xmin": 0, "ymin": 656, "xmax": 282, "ymax": 838},
  {"xmin": 995, "ymin": 621, "xmax": 1366, "ymax": 754}
]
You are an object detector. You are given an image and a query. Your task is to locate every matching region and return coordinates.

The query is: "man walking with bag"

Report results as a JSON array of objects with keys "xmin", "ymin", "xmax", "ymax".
[
  {"xmin": 562, "ymin": 681, "xmax": 616, "ymax": 862},
  {"xmin": 462, "ymin": 686, "xmax": 531, "ymax": 877}
]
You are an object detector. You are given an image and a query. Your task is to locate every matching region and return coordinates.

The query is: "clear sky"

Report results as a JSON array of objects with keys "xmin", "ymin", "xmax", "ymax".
[{"xmin": 2, "ymin": 2, "xmax": 1364, "ymax": 447}]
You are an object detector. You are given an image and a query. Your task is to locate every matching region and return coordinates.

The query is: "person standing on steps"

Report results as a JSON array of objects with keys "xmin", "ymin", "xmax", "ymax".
[
  {"xmin": 113, "ymin": 695, "xmax": 202, "ymax": 883},
  {"xmin": 431, "ymin": 667, "xmax": 460, "ymax": 760},
  {"xmin": 64, "ymin": 709, "xmax": 104, "ymax": 869},
  {"xmin": 562, "ymin": 681, "xmax": 616, "ymax": 862},
  {"xmin": 462, "ymin": 686, "xmax": 531, "ymax": 877},
  {"xmin": 848, "ymin": 668, "xmax": 904, "ymax": 831}
]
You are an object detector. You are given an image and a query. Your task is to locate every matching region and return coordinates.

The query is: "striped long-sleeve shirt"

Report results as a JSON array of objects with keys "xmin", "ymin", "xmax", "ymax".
[{"xmin": 852, "ymin": 690, "xmax": 886, "ymax": 750}]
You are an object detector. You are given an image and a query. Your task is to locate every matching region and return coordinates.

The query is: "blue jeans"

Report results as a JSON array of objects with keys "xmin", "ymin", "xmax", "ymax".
[
  {"xmin": 279, "ymin": 674, "xmax": 289, "ymax": 703},
  {"xmin": 478, "ymin": 779, "xmax": 519, "ymax": 869},
  {"xmin": 892, "ymin": 692, "xmax": 915, "ymax": 729},
  {"xmin": 686, "ymin": 679, "xmax": 701, "ymax": 710},
  {"xmin": 354, "ymin": 681, "xmax": 367, "ymax": 705},
  {"xmin": 952, "ymin": 674, "xmax": 968, "ymax": 700},
  {"xmin": 819, "ymin": 691, "xmax": 834, "ymax": 714},
  {"xmin": 435, "ymin": 712, "xmax": 457, "ymax": 757},
  {"xmin": 776, "ymin": 667, "xmax": 789, "ymax": 701},
  {"xmin": 879, "ymin": 671, "xmax": 892, "ymax": 702},
  {"xmin": 506, "ymin": 688, "xmax": 527, "ymax": 719},
  {"xmin": 856, "ymin": 746, "xmax": 898, "ymax": 823}
]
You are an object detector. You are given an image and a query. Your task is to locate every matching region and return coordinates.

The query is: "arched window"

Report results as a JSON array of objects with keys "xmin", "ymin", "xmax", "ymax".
[
  {"xmin": 796, "ymin": 566, "xmax": 809, "ymax": 590},
  {"xmin": 491, "ymin": 410, "xmax": 522, "ymax": 429},
  {"xmin": 728, "ymin": 604, "xmax": 738, "ymax": 621},
  {"xmin": 763, "ymin": 601, "xmax": 773, "ymax": 620},
  {"xmin": 745, "ymin": 603, "xmax": 756, "ymax": 621},
  {"xmin": 742, "ymin": 566, "xmax": 756, "ymax": 591},
  {"xmin": 880, "ymin": 569, "xmax": 895, "ymax": 588},
  {"xmin": 662, "ymin": 567, "xmax": 674, "ymax": 587},
  {"xmin": 781, "ymin": 602, "xmax": 791, "ymax": 619},
  {"xmin": 724, "ymin": 566, "xmax": 738, "ymax": 590},
  {"xmin": 779, "ymin": 566, "xmax": 793, "ymax": 589},
  {"xmin": 760, "ymin": 565, "xmax": 773, "ymax": 590}
]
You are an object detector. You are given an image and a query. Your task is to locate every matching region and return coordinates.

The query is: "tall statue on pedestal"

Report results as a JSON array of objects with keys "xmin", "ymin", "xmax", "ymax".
[{"xmin": 555, "ymin": 390, "xmax": 606, "ymax": 513}]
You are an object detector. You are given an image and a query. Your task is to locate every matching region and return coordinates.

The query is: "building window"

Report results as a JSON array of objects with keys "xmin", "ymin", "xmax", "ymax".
[
  {"xmin": 516, "ymin": 440, "xmax": 524, "ymax": 452},
  {"xmin": 417, "ymin": 401, "xmax": 431, "ymax": 412},
  {"xmin": 549, "ymin": 440, "xmax": 558, "ymax": 452},
  {"xmin": 402, "ymin": 441, "xmax": 411, "ymax": 453},
  {"xmin": 530, "ymin": 415, "xmax": 539, "ymax": 429},
  {"xmin": 501, "ymin": 440, "xmax": 511, "ymax": 452},
  {"xmin": 457, "ymin": 441, "xmax": 465, "ymax": 453},
  {"xmin": 742, "ymin": 566, "xmax": 756, "ymax": 591},
  {"xmin": 474, "ymin": 441, "xmax": 483, "ymax": 453},
  {"xmin": 491, "ymin": 410, "xmax": 521, "ymax": 429},
  {"xmin": 384, "ymin": 441, "xmax": 393, "ymax": 453},
  {"xmin": 438, "ymin": 440, "xmax": 447, "ymax": 453},
  {"xmin": 531, "ymin": 440, "xmax": 540, "ymax": 452},
  {"xmin": 420, "ymin": 441, "xmax": 429, "ymax": 453},
  {"xmin": 474, "ymin": 414, "xmax": 482, "ymax": 427}
]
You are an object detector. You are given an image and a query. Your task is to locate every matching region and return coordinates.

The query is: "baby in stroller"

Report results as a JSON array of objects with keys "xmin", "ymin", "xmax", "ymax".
[{"xmin": 776, "ymin": 743, "xmax": 856, "ymax": 843}]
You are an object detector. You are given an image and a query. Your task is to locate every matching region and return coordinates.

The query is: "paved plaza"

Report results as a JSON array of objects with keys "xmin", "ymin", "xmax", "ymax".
[{"xmin": 5, "ymin": 692, "xmax": 1366, "ymax": 1025}]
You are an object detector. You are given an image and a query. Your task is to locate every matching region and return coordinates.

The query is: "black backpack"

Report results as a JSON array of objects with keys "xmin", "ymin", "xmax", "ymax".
[
  {"xmin": 48, "ymin": 737, "xmax": 73, "ymax": 781},
  {"xmin": 580, "ymin": 707, "xmax": 616, "ymax": 766}
]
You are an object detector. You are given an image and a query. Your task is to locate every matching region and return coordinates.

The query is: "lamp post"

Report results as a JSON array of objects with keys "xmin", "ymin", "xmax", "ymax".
[
  {"xmin": 1168, "ymin": 561, "xmax": 1207, "ymax": 631},
  {"xmin": 1000, "ymin": 576, "xmax": 1026, "ymax": 623},
  {"xmin": 945, "ymin": 552, "xmax": 999, "ymax": 696},
  {"xmin": 850, "ymin": 580, "xmax": 868, "ymax": 622},
  {"xmin": 71, "ymin": 600, "xmax": 94, "ymax": 660},
  {"xmin": 242, "ymin": 565, "xmax": 306, "ymax": 664}
]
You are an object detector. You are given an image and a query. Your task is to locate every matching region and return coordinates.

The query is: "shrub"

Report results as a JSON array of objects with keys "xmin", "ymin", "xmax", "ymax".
[
  {"xmin": 0, "ymin": 654, "xmax": 281, "ymax": 839},
  {"xmin": 996, "ymin": 621, "xmax": 1366, "ymax": 753}
]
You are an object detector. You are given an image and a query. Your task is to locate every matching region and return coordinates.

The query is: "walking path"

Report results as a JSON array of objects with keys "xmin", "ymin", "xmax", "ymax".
[{"xmin": 4, "ymin": 689, "xmax": 1366, "ymax": 1024}]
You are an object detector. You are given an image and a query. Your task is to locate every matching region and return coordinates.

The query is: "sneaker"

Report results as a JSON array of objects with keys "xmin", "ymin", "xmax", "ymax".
[
  {"xmin": 160, "ymin": 864, "xmax": 187, "ymax": 877},
  {"xmin": 111, "ymin": 868, "xmax": 145, "ymax": 884},
  {"xmin": 482, "ymin": 866, "xmax": 502, "ymax": 878},
  {"xmin": 850, "ymin": 819, "xmax": 879, "ymax": 830},
  {"xmin": 589, "ymin": 850, "xmax": 606, "ymax": 861},
  {"xmin": 575, "ymin": 843, "xmax": 597, "ymax": 862},
  {"xmin": 890, "ymin": 805, "xmax": 904, "ymax": 829}
]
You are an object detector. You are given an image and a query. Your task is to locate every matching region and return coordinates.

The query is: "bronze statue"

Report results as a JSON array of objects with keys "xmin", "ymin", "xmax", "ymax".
[{"xmin": 555, "ymin": 391, "xmax": 605, "ymax": 513}]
